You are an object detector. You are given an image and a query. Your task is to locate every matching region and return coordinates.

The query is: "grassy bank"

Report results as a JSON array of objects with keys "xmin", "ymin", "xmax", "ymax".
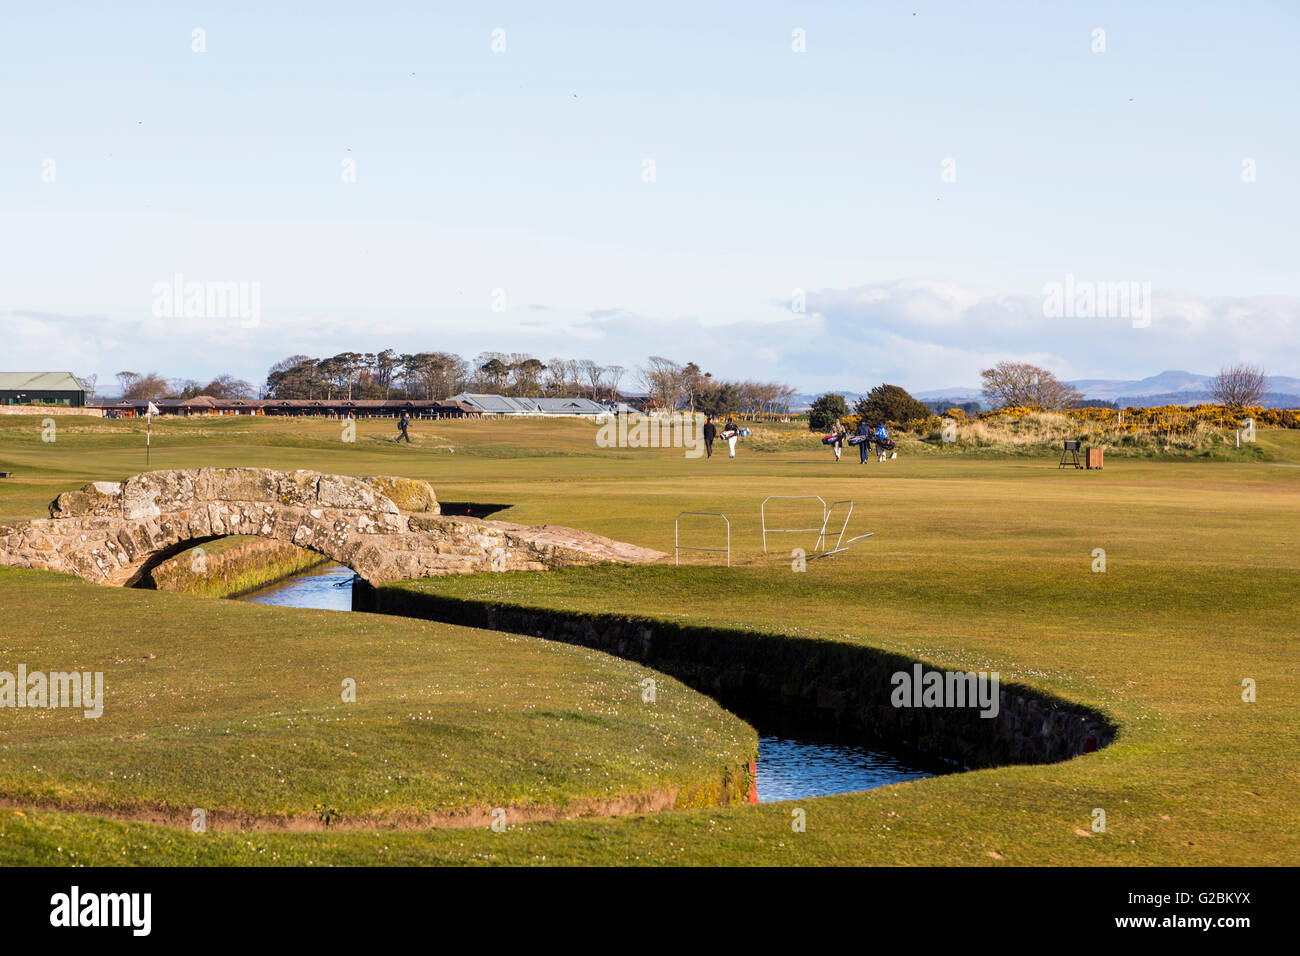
[{"xmin": 0, "ymin": 568, "xmax": 754, "ymax": 831}]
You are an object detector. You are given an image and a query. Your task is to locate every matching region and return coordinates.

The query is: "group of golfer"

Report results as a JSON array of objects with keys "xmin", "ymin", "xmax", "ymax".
[
  {"xmin": 825, "ymin": 419, "xmax": 893, "ymax": 463},
  {"xmin": 395, "ymin": 408, "xmax": 891, "ymax": 463},
  {"xmin": 701, "ymin": 415, "xmax": 741, "ymax": 459}
]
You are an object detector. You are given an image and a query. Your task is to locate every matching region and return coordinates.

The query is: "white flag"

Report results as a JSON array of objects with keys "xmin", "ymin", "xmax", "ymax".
[{"xmin": 146, "ymin": 401, "xmax": 160, "ymax": 417}]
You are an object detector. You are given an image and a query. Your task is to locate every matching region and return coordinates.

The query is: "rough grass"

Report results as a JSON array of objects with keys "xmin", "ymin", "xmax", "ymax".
[
  {"xmin": 914, "ymin": 411, "xmax": 1269, "ymax": 459},
  {"xmin": 0, "ymin": 416, "xmax": 1296, "ymax": 864}
]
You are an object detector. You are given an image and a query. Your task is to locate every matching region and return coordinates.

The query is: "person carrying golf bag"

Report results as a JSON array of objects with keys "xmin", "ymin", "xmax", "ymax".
[
  {"xmin": 854, "ymin": 418, "xmax": 872, "ymax": 463},
  {"xmin": 822, "ymin": 423, "xmax": 846, "ymax": 462}
]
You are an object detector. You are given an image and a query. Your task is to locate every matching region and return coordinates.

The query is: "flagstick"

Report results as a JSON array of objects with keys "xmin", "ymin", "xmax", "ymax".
[{"xmin": 146, "ymin": 411, "xmax": 151, "ymax": 467}]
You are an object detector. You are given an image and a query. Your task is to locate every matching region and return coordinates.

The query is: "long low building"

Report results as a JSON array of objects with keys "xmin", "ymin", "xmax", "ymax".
[
  {"xmin": 448, "ymin": 393, "xmax": 612, "ymax": 415},
  {"xmin": 89, "ymin": 397, "xmax": 482, "ymax": 419},
  {"xmin": 259, "ymin": 398, "xmax": 481, "ymax": 418},
  {"xmin": 82, "ymin": 393, "xmax": 625, "ymax": 418}
]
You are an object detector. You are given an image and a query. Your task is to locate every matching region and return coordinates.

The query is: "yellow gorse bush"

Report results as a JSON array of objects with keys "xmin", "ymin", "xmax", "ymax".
[{"xmin": 806, "ymin": 402, "xmax": 1295, "ymax": 456}]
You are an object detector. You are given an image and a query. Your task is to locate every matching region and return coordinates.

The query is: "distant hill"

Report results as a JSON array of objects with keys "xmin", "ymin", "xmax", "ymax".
[
  {"xmin": 1114, "ymin": 390, "xmax": 1300, "ymax": 409},
  {"xmin": 1072, "ymin": 371, "xmax": 1300, "ymax": 403},
  {"xmin": 790, "ymin": 391, "xmax": 867, "ymax": 411},
  {"xmin": 912, "ymin": 386, "xmax": 982, "ymax": 402},
  {"xmin": 1070, "ymin": 370, "xmax": 1212, "ymax": 400},
  {"xmin": 797, "ymin": 372, "xmax": 1300, "ymax": 412},
  {"xmin": 915, "ymin": 371, "xmax": 1300, "ymax": 409}
]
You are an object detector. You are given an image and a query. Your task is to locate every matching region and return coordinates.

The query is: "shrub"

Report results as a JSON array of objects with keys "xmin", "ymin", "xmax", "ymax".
[
  {"xmin": 808, "ymin": 393, "xmax": 849, "ymax": 431},
  {"xmin": 854, "ymin": 384, "xmax": 930, "ymax": 425}
]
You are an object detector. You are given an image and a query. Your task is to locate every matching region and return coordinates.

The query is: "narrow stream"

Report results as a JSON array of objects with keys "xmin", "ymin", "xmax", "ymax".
[
  {"xmin": 242, "ymin": 563, "xmax": 937, "ymax": 802},
  {"xmin": 242, "ymin": 562, "xmax": 357, "ymax": 610}
]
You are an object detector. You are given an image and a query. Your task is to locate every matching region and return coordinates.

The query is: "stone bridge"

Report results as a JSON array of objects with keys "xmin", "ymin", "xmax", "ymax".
[{"xmin": 0, "ymin": 468, "xmax": 663, "ymax": 586}]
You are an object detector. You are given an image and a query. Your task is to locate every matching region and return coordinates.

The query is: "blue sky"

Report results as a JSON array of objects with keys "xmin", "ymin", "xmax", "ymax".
[{"xmin": 2, "ymin": 1, "xmax": 1297, "ymax": 394}]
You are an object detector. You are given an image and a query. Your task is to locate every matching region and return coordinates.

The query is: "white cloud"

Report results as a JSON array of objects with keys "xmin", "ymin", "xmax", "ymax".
[{"xmin": 4, "ymin": 281, "xmax": 1297, "ymax": 396}]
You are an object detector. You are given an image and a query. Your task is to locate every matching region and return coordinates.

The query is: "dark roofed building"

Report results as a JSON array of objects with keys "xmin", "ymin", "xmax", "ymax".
[
  {"xmin": 86, "ymin": 396, "xmax": 485, "ymax": 419},
  {"xmin": 448, "ymin": 393, "xmax": 608, "ymax": 416},
  {"xmin": 0, "ymin": 372, "xmax": 87, "ymax": 407},
  {"xmin": 89, "ymin": 396, "xmax": 264, "ymax": 417}
]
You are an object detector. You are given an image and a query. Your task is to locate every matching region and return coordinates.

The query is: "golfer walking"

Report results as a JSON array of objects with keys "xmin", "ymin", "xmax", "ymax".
[
  {"xmin": 703, "ymin": 415, "xmax": 717, "ymax": 459},
  {"xmin": 827, "ymin": 423, "xmax": 845, "ymax": 462},
  {"xmin": 397, "ymin": 411, "xmax": 412, "ymax": 443},
  {"xmin": 855, "ymin": 419, "xmax": 872, "ymax": 463}
]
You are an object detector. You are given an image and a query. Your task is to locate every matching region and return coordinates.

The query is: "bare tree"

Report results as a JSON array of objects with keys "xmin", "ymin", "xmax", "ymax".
[
  {"xmin": 681, "ymin": 362, "xmax": 708, "ymax": 414},
  {"xmin": 980, "ymin": 361, "xmax": 1082, "ymax": 410},
  {"xmin": 203, "ymin": 374, "xmax": 255, "ymax": 399},
  {"xmin": 121, "ymin": 372, "xmax": 169, "ymax": 400},
  {"xmin": 777, "ymin": 384, "xmax": 797, "ymax": 417},
  {"xmin": 577, "ymin": 359, "xmax": 605, "ymax": 400},
  {"xmin": 1210, "ymin": 363, "xmax": 1267, "ymax": 412},
  {"xmin": 542, "ymin": 358, "xmax": 568, "ymax": 396},
  {"xmin": 116, "ymin": 371, "xmax": 141, "ymax": 396},
  {"xmin": 735, "ymin": 380, "xmax": 789, "ymax": 420},
  {"xmin": 606, "ymin": 365, "xmax": 626, "ymax": 399},
  {"xmin": 638, "ymin": 356, "xmax": 686, "ymax": 413}
]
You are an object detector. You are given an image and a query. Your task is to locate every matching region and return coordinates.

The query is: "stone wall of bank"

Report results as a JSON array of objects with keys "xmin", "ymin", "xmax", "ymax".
[
  {"xmin": 370, "ymin": 587, "xmax": 1117, "ymax": 771},
  {"xmin": 147, "ymin": 536, "xmax": 330, "ymax": 598}
]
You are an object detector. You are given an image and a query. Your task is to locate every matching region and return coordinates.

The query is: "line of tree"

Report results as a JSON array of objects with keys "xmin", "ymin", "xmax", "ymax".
[
  {"xmin": 261, "ymin": 351, "xmax": 795, "ymax": 417},
  {"xmin": 637, "ymin": 356, "xmax": 796, "ymax": 419},
  {"xmin": 264, "ymin": 351, "xmax": 630, "ymax": 402},
  {"xmin": 113, "ymin": 371, "xmax": 255, "ymax": 401}
]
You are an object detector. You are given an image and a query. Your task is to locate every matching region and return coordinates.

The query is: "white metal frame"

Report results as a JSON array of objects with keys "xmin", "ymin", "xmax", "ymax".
[
  {"xmin": 818, "ymin": 499, "xmax": 855, "ymax": 551},
  {"xmin": 674, "ymin": 512, "xmax": 730, "ymax": 566},
  {"xmin": 760, "ymin": 496, "xmax": 874, "ymax": 559},
  {"xmin": 761, "ymin": 495, "xmax": 828, "ymax": 552},
  {"xmin": 808, "ymin": 532, "xmax": 874, "ymax": 561}
]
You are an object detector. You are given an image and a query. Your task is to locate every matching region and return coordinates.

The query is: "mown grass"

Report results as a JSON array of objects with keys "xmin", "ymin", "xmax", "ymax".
[
  {"xmin": 0, "ymin": 415, "xmax": 1296, "ymax": 864},
  {"xmin": 0, "ymin": 568, "xmax": 754, "ymax": 828}
]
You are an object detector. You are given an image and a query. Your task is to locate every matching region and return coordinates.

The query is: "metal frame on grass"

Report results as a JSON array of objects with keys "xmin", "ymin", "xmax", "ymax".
[
  {"xmin": 761, "ymin": 495, "xmax": 829, "ymax": 553},
  {"xmin": 818, "ymin": 499, "xmax": 855, "ymax": 551},
  {"xmin": 808, "ymin": 532, "xmax": 874, "ymax": 561}
]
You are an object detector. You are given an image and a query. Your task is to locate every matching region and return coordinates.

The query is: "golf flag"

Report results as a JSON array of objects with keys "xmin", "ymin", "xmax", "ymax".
[{"xmin": 145, "ymin": 402, "xmax": 159, "ymax": 465}]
